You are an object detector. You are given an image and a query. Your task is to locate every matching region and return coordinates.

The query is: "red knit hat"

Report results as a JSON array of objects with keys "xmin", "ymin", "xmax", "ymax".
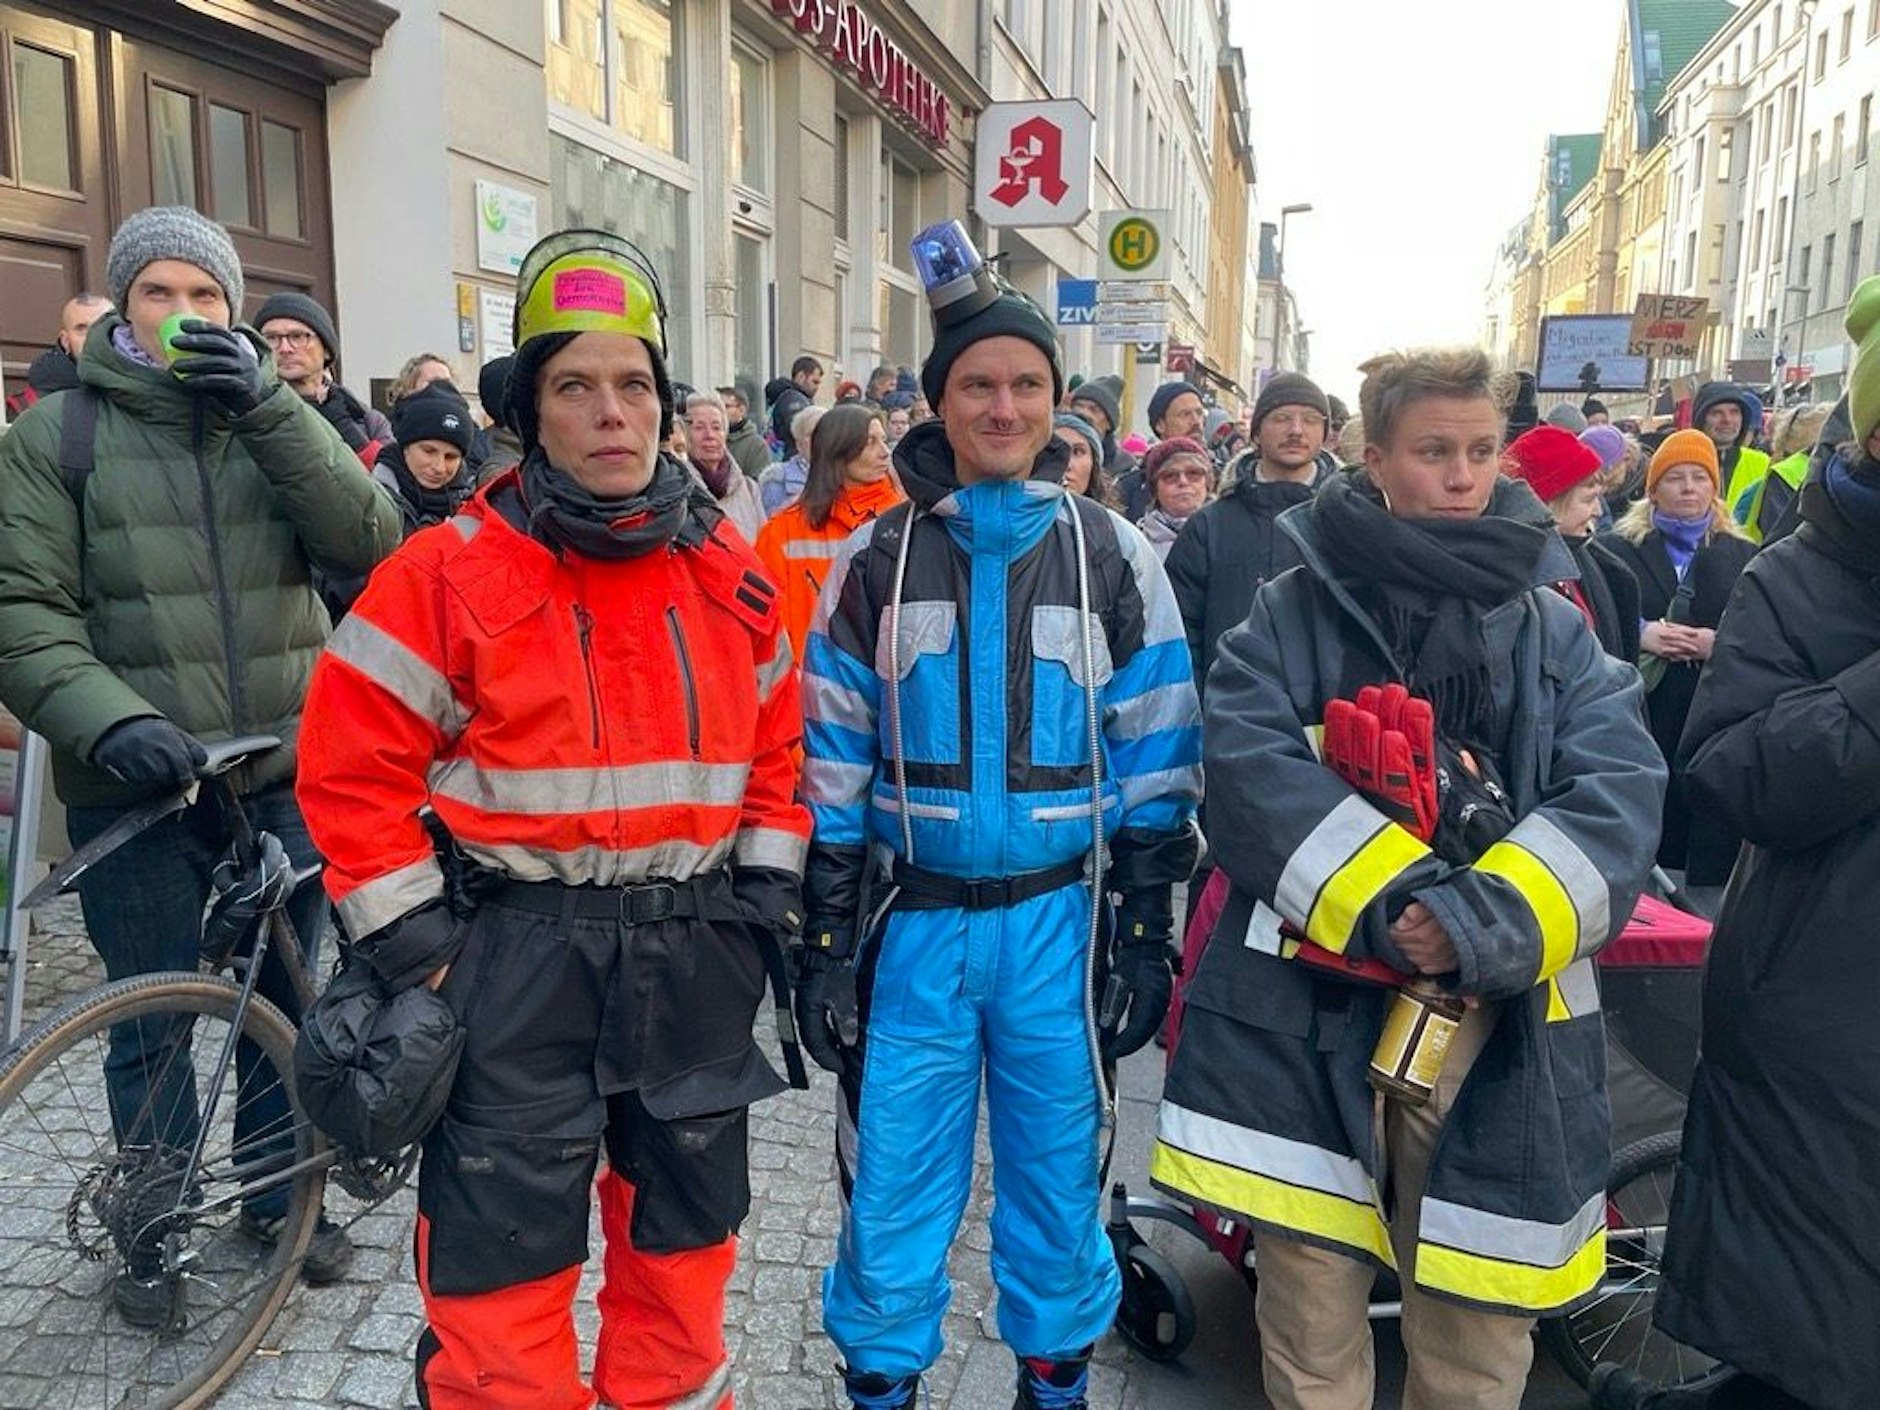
[
  {"xmin": 1142, "ymin": 435, "xmax": 1212, "ymax": 483},
  {"xmin": 1504, "ymin": 425, "xmax": 1601, "ymax": 503}
]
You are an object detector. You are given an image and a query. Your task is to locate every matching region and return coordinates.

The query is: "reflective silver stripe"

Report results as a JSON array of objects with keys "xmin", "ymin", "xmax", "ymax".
[
  {"xmin": 1275, "ymin": 795, "xmax": 1386, "ymax": 927},
  {"xmin": 326, "ymin": 616, "xmax": 469, "ymax": 738},
  {"xmin": 1508, "ymin": 812, "xmax": 1612, "ymax": 959},
  {"xmin": 1118, "ymin": 762, "xmax": 1203, "ymax": 812},
  {"xmin": 1555, "ymin": 955, "xmax": 1601, "ymax": 1016},
  {"xmin": 464, "ymin": 836, "xmax": 732, "ymax": 884},
  {"xmin": 802, "ymin": 670, "xmax": 874, "ymax": 732},
  {"xmin": 1031, "ymin": 801, "xmax": 1096, "ymax": 822},
  {"xmin": 1115, "ymin": 514, "xmax": 1189, "ymax": 650},
  {"xmin": 667, "ymin": 1361, "xmax": 731, "ymax": 1410},
  {"xmin": 782, "ymin": 537, "xmax": 846, "ymax": 560},
  {"xmin": 755, "ymin": 631, "xmax": 794, "ymax": 701},
  {"xmin": 733, "ymin": 825, "xmax": 808, "ymax": 874},
  {"xmin": 1241, "ymin": 899, "xmax": 1287, "ymax": 956},
  {"xmin": 802, "ymin": 756, "xmax": 875, "ymax": 808},
  {"xmin": 870, "ymin": 791, "xmax": 961, "ymax": 821},
  {"xmin": 446, "ymin": 513, "xmax": 479, "ymax": 542},
  {"xmin": 807, "ymin": 520, "xmax": 876, "ymax": 640},
  {"xmin": 429, "ymin": 758, "xmax": 752, "ymax": 816},
  {"xmin": 1157, "ymin": 1100, "xmax": 1374, "ymax": 1205},
  {"xmin": 336, "ymin": 857, "xmax": 444, "ymax": 938},
  {"xmin": 1106, "ymin": 680, "xmax": 1198, "ymax": 742},
  {"xmin": 1419, "ymin": 1190, "xmax": 1606, "ymax": 1269}
]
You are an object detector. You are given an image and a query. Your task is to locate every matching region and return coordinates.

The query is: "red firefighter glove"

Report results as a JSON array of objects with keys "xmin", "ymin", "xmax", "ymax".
[{"xmin": 1321, "ymin": 689, "xmax": 1439, "ymax": 843}]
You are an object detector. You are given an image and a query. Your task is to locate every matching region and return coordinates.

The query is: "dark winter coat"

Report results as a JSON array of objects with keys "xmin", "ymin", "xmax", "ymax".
[
  {"xmin": 0, "ymin": 312, "xmax": 402, "ymax": 806},
  {"xmin": 727, "ymin": 417, "xmax": 771, "ymax": 480},
  {"xmin": 1559, "ymin": 533, "xmax": 1642, "ymax": 663},
  {"xmin": 1598, "ymin": 516, "xmax": 1756, "ymax": 883},
  {"xmin": 1154, "ymin": 477, "xmax": 1665, "ymax": 1316},
  {"xmin": 1162, "ymin": 469, "xmax": 1311, "ymax": 694},
  {"xmin": 1654, "ymin": 471, "xmax": 1880, "ymax": 1409}
]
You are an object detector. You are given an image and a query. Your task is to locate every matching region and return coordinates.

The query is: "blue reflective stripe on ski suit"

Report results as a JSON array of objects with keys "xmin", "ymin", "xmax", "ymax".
[{"xmin": 800, "ymin": 476, "xmax": 1201, "ymax": 1376}]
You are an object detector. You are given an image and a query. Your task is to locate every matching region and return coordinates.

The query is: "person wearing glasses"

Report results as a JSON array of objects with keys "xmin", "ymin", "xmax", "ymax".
[
  {"xmin": 1163, "ymin": 373, "xmax": 1328, "ymax": 698},
  {"xmin": 1135, "ymin": 436, "xmax": 1215, "ymax": 561},
  {"xmin": 296, "ymin": 229, "xmax": 810, "ymax": 1410},
  {"xmin": 255, "ymin": 291, "xmax": 394, "ymax": 465},
  {"xmin": 0, "ymin": 205, "xmax": 401, "ymax": 1323}
]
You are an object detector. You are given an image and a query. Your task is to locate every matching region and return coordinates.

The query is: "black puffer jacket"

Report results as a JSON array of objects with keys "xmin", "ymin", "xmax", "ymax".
[
  {"xmin": 1162, "ymin": 466, "xmax": 1311, "ymax": 694},
  {"xmin": 1656, "ymin": 469, "xmax": 1880, "ymax": 1409}
]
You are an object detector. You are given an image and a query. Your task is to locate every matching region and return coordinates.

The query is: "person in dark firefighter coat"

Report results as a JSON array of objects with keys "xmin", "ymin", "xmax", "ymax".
[
  {"xmin": 295, "ymin": 230, "xmax": 811, "ymax": 1410},
  {"xmin": 1152, "ymin": 348, "xmax": 1665, "ymax": 1410},
  {"xmin": 795, "ymin": 222, "xmax": 1202, "ymax": 1410},
  {"xmin": 1591, "ymin": 276, "xmax": 1880, "ymax": 1410}
]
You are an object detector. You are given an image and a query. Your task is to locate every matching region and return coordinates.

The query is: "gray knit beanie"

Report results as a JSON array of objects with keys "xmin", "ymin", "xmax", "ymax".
[{"xmin": 106, "ymin": 206, "xmax": 245, "ymax": 315}]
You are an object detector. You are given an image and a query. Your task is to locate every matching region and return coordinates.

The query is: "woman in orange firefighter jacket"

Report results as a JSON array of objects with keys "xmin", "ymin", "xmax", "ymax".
[
  {"xmin": 754, "ymin": 401, "xmax": 905, "ymax": 657},
  {"xmin": 295, "ymin": 230, "xmax": 810, "ymax": 1410},
  {"xmin": 1152, "ymin": 349, "xmax": 1666, "ymax": 1410}
]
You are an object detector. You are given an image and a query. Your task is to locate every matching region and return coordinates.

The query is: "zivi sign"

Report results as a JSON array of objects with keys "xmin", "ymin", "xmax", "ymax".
[{"xmin": 771, "ymin": 0, "xmax": 950, "ymax": 144}]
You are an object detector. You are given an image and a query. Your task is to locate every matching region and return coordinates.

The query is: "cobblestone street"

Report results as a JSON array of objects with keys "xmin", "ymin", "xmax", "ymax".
[{"xmin": 8, "ymin": 899, "xmax": 1584, "ymax": 1410}]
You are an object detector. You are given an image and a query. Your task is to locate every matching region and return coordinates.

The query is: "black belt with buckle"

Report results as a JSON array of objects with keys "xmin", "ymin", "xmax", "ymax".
[
  {"xmin": 889, "ymin": 856, "xmax": 1089, "ymax": 911},
  {"xmin": 493, "ymin": 874, "xmax": 732, "ymax": 925}
]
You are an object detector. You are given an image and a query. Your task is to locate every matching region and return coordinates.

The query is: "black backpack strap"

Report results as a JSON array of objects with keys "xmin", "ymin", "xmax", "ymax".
[{"xmin": 57, "ymin": 386, "xmax": 101, "ymax": 506}]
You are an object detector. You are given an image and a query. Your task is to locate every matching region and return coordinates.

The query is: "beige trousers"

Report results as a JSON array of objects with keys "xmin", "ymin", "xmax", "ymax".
[{"xmin": 1253, "ymin": 1002, "xmax": 1536, "ymax": 1410}]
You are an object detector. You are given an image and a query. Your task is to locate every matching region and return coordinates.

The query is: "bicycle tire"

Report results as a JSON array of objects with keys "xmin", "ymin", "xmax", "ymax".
[
  {"xmin": 1538, "ymin": 1129, "xmax": 1719, "ymax": 1389},
  {"xmin": 0, "ymin": 972, "xmax": 325, "ymax": 1410}
]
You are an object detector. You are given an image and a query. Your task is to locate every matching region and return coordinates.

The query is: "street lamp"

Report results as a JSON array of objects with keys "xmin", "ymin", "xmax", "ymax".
[{"xmin": 1276, "ymin": 203, "xmax": 1313, "ymax": 373}]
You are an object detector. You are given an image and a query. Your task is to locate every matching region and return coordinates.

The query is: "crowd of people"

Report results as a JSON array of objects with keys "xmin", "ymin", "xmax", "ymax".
[{"xmin": 0, "ymin": 201, "xmax": 1875, "ymax": 1410}]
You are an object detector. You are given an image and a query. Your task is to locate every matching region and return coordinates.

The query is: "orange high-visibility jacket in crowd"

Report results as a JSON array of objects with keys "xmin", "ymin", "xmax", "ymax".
[
  {"xmin": 297, "ymin": 468, "xmax": 810, "ymax": 942},
  {"xmin": 753, "ymin": 474, "xmax": 904, "ymax": 657}
]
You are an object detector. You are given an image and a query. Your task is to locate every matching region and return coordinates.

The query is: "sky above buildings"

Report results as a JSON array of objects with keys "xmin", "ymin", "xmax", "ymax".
[{"xmin": 1228, "ymin": 0, "xmax": 1619, "ymax": 401}]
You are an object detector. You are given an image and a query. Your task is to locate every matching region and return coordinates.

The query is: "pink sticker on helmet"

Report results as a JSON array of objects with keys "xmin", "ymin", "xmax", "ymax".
[{"xmin": 552, "ymin": 269, "xmax": 628, "ymax": 317}]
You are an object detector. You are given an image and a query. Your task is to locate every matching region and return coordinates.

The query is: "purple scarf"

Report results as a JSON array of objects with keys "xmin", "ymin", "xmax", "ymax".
[{"xmin": 1651, "ymin": 509, "xmax": 1711, "ymax": 579}]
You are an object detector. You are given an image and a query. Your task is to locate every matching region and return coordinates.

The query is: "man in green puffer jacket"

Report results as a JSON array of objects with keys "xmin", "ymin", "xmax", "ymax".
[{"xmin": 0, "ymin": 206, "xmax": 401, "ymax": 1322}]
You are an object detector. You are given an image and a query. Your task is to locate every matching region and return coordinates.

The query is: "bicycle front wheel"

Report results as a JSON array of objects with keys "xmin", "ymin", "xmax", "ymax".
[{"xmin": 0, "ymin": 973, "xmax": 325, "ymax": 1410}]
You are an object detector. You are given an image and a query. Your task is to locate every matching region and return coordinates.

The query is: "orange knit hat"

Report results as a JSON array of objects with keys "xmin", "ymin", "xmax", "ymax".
[{"xmin": 1646, "ymin": 428, "xmax": 1721, "ymax": 495}]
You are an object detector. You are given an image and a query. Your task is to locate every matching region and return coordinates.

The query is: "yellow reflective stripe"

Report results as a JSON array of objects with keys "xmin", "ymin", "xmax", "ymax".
[
  {"xmin": 1545, "ymin": 977, "xmax": 1569, "ymax": 1022},
  {"xmin": 1150, "ymin": 1142, "xmax": 1395, "ymax": 1268},
  {"xmin": 1474, "ymin": 838, "xmax": 1577, "ymax": 981},
  {"xmin": 1416, "ymin": 1226, "xmax": 1606, "ymax": 1314},
  {"xmin": 1305, "ymin": 824, "xmax": 1431, "ymax": 956}
]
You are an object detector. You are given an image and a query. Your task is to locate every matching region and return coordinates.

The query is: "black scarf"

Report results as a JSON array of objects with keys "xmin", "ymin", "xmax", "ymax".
[
  {"xmin": 1313, "ymin": 470, "xmax": 1551, "ymax": 743},
  {"xmin": 378, "ymin": 443, "xmax": 471, "ymax": 526},
  {"xmin": 519, "ymin": 449, "xmax": 718, "ymax": 560}
]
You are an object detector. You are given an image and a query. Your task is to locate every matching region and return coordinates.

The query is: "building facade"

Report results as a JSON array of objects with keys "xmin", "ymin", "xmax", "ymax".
[{"xmin": 3, "ymin": 0, "xmax": 1263, "ymax": 424}]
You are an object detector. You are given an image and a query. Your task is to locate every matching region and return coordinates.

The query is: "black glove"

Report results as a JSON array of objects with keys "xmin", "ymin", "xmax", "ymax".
[
  {"xmin": 359, "ymin": 902, "xmax": 464, "ymax": 992},
  {"xmin": 793, "ymin": 925, "xmax": 860, "ymax": 1077},
  {"xmin": 732, "ymin": 866, "xmax": 805, "ymax": 939},
  {"xmin": 1104, "ymin": 891, "xmax": 1175, "ymax": 1059},
  {"xmin": 169, "ymin": 321, "xmax": 269, "ymax": 416},
  {"xmin": 91, "ymin": 716, "xmax": 208, "ymax": 791}
]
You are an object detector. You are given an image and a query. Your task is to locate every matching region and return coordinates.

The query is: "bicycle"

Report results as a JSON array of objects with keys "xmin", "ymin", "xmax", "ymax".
[{"xmin": 0, "ymin": 735, "xmax": 418, "ymax": 1410}]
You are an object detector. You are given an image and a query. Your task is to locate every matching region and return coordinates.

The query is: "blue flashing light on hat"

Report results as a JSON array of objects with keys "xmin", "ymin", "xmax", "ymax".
[{"xmin": 911, "ymin": 220, "xmax": 1002, "ymax": 327}]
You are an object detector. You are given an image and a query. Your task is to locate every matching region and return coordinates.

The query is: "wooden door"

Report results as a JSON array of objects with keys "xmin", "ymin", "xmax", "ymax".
[
  {"xmin": 110, "ymin": 29, "xmax": 331, "ymax": 322},
  {"xmin": 0, "ymin": 3, "xmax": 110, "ymax": 391}
]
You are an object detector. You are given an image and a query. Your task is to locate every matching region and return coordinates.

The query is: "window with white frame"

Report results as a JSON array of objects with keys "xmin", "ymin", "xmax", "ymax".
[
  {"xmin": 879, "ymin": 151, "xmax": 923, "ymax": 368},
  {"xmin": 547, "ymin": 0, "xmax": 680, "ymax": 157}
]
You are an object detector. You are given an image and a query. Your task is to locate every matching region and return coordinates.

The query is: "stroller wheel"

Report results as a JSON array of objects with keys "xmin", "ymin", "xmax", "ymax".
[{"xmin": 1115, "ymin": 1241, "xmax": 1197, "ymax": 1362}]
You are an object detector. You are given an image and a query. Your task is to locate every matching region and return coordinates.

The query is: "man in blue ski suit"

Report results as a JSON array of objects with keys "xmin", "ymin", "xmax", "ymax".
[{"xmin": 794, "ymin": 221, "xmax": 1202, "ymax": 1410}]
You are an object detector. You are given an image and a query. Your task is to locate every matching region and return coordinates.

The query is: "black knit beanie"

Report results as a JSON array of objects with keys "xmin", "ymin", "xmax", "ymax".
[
  {"xmin": 478, "ymin": 354, "xmax": 515, "ymax": 432},
  {"xmin": 254, "ymin": 291, "xmax": 340, "ymax": 369},
  {"xmin": 391, "ymin": 382, "xmax": 475, "ymax": 455},
  {"xmin": 920, "ymin": 290, "xmax": 1064, "ymax": 409},
  {"xmin": 1251, "ymin": 372, "xmax": 1330, "ymax": 432}
]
